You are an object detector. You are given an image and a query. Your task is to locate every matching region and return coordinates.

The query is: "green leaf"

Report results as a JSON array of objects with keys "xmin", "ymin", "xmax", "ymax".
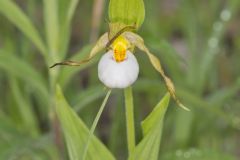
[
  {"xmin": 55, "ymin": 85, "xmax": 116, "ymax": 160},
  {"xmin": 0, "ymin": 115, "xmax": 59, "ymax": 160},
  {"xmin": 59, "ymin": 0, "xmax": 79, "ymax": 58},
  {"xmin": 59, "ymin": 0, "xmax": 79, "ymax": 24},
  {"xmin": 128, "ymin": 93, "xmax": 170, "ymax": 160},
  {"xmin": 0, "ymin": 0, "xmax": 46, "ymax": 55},
  {"xmin": 0, "ymin": 51, "xmax": 49, "ymax": 106},
  {"xmin": 43, "ymin": 0, "xmax": 59, "ymax": 56},
  {"xmin": 8, "ymin": 77, "xmax": 39, "ymax": 136}
]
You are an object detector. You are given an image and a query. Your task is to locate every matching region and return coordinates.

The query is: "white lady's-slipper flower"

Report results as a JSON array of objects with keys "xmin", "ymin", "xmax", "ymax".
[
  {"xmin": 50, "ymin": 30, "xmax": 189, "ymax": 110},
  {"xmin": 98, "ymin": 36, "xmax": 139, "ymax": 88}
]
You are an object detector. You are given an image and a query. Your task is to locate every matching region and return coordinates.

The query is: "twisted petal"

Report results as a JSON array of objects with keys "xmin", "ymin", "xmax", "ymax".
[
  {"xmin": 123, "ymin": 31, "xmax": 189, "ymax": 111},
  {"xmin": 98, "ymin": 50, "xmax": 139, "ymax": 89},
  {"xmin": 50, "ymin": 32, "xmax": 109, "ymax": 68}
]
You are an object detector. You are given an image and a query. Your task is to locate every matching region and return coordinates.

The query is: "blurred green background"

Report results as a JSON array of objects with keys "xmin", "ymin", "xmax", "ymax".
[{"xmin": 0, "ymin": 0, "xmax": 239, "ymax": 159}]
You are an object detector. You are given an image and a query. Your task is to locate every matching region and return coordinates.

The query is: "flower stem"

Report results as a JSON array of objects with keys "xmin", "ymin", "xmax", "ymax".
[
  {"xmin": 124, "ymin": 86, "xmax": 135, "ymax": 156},
  {"xmin": 82, "ymin": 89, "xmax": 112, "ymax": 160}
]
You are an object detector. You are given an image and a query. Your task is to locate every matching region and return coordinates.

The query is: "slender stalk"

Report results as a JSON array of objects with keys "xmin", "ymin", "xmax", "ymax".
[
  {"xmin": 49, "ymin": 69, "xmax": 65, "ymax": 160},
  {"xmin": 82, "ymin": 89, "xmax": 112, "ymax": 160},
  {"xmin": 124, "ymin": 86, "xmax": 135, "ymax": 156}
]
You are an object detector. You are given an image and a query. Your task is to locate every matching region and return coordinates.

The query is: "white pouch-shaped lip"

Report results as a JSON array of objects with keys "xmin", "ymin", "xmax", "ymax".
[{"xmin": 98, "ymin": 50, "xmax": 139, "ymax": 89}]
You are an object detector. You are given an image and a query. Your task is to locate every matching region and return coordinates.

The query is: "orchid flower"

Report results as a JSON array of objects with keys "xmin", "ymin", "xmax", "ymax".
[{"xmin": 50, "ymin": 26, "xmax": 189, "ymax": 111}]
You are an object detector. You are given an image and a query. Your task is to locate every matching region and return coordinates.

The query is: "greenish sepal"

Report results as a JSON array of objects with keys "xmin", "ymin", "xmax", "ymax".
[{"xmin": 108, "ymin": 0, "xmax": 145, "ymax": 30}]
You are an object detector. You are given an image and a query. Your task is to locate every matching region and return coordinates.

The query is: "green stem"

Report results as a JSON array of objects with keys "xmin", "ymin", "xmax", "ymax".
[
  {"xmin": 82, "ymin": 89, "xmax": 112, "ymax": 160},
  {"xmin": 124, "ymin": 86, "xmax": 135, "ymax": 156}
]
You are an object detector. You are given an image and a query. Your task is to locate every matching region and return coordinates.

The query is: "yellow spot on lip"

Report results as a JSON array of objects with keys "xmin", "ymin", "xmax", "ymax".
[{"xmin": 112, "ymin": 36, "xmax": 129, "ymax": 62}]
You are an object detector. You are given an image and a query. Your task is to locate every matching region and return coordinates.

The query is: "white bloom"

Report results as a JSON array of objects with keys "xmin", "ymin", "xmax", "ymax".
[
  {"xmin": 98, "ymin": 50, "xmax": 139, "ymax": 88},
  {"xmin": 50, "ymin": 30, "xmax": 188, "ymax": 110}
]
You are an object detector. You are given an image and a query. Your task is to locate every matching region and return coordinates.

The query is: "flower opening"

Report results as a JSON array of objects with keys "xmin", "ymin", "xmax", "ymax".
[{"xmin": 112, "ymin": 36, "xmax": 129, "ymax": 62}]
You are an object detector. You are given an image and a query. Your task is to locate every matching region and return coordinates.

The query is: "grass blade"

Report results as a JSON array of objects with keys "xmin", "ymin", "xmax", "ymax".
[
  {"xmin": 43, "ymin": 0, "xmax": 59, "ymax": 56},
  {"xmin": 0, "ymin": 0, "xmax": 46, "ymax": 55},
  {"xmin": 0, "ymin": 51, "xmax": 49, "ymax": 106},
  {"xmin": 9, "ymin": 76, "xmax": 39, "ymax": 136},
  {"xmin": 82, "ymin": 89, "xmax": 112, "ymax": 160},
  {"xmin": 59, "ymin": 0, "xmax": 79, "ymax": 57}
]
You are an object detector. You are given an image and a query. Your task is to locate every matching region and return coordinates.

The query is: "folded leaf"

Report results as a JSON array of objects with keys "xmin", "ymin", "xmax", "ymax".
[
  {"xmin": 55, "ymin": 85, "xmax": 115, "ymax": 160},
  {"xmin": 128, "ymin": 93, "xmax": 170, "ymax": 160}
]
